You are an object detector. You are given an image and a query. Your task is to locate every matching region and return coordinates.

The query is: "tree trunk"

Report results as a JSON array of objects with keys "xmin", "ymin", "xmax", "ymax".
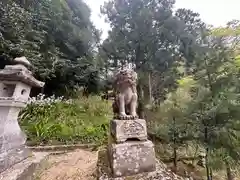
[
  {"xmin": 205, "ymin": 148, "xmax": 211, "ymax": 180},
  {"xmin": 148, "ymin": 73, "xmax": 152, "ymax": 105},
  {"xmin": 225, "ymin": 161, "xmax": 234, "ymax": 180},
  {"xmin": 173, "ymin": 146, "xmax": 178, "ymax": 173},
  {"xmin": 173, "ymin": 116, "xmax": 178, "ymax": 173},
  {"xmin": 203, "ymin": 55, "xmax": 214, "ymax": 180},
  {"xmin": 204, "ymin": 125, "xmax": 211, "ymax": 180},
  {"xmin": 210, "ymin": 167, "xmax": 213, "ymax": 180},
  {"xmin": 137, "ymin": 83, "xmax": 145, "ymax": 119},
  {"xmin": 104, "ymin": 64, "xmax": 109, "ymax": 100}
]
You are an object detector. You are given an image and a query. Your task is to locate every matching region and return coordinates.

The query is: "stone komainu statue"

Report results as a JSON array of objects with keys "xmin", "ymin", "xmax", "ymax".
[{"xmin": 112, "ymin": 68, "xmax": 138, "ymax": 119}]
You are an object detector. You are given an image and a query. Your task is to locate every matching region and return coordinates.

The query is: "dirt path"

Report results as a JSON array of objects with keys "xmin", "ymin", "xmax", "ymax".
[{"xmin": 38, "ymin": 149, "xmax": 98, "ymax": 180}]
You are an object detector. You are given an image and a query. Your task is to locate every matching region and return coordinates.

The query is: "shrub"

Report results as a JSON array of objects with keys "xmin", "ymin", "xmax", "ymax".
[{"xmin": 19, "ymin": 94, "xmax": 112, "ymax": 146}]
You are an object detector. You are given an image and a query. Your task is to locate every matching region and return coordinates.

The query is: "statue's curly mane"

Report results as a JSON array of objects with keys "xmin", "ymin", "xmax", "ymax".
[{"xmin": 113, "ymin": 69, "xmax": 137, "ymax": 92}]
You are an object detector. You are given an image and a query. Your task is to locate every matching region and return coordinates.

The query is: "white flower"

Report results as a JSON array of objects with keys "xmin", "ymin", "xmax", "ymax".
[{"xmin": 27, "ymin": 93, "xmax": 73, "ymax": 106}]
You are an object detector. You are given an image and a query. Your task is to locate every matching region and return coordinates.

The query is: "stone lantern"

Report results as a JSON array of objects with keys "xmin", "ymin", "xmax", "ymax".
[{"xmin": 0, "ymin": 57, "xmax": 44, "ymax": 173}]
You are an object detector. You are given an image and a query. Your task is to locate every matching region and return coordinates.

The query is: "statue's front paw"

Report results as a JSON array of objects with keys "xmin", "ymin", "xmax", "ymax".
[
  {"xmin": 119, "ymin": 112, "xmax": 127, "ymax": 116},
  {"xmin": 131, "ymin": 112, "xmax": 137, "ymax": 116}
]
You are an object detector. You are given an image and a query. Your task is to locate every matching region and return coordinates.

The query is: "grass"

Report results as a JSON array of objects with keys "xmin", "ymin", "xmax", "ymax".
[{"xmin": 20, "ymin": 96, "xmax": 112, "ymax": 146}]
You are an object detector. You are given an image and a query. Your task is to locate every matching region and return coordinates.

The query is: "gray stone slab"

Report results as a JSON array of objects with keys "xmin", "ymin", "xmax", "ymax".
[
  {"xmin": 108, "ymin": 140, "xmax": 156, "ymax": 177},
  {"xmin": 110, "ymin": 119, "xmax": 147, "ymax": 143},
  {"xmin": 0, "ymin": 152, "xmax": 49, "ymax": 180},
  {"xmin": 0, "ymin": 145, "xmax": 31, "ymax": 173}
]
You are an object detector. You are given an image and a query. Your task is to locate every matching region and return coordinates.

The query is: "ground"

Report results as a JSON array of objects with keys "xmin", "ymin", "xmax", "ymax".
[
  {"xmin": 36, "ymin": 149, "xmax": 98, "ymax": 180},
  {"xmin": 34, "ymin": 148, "xmax": 237, "ymax": 180}
]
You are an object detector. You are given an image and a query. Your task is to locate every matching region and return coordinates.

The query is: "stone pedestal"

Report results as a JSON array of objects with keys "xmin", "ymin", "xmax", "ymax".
[
  {"xmin": 109, "ymin": 140, "xmax": 155, "ymax": 177},
  {"xmin": 0, "ymin": 99, "xmax": 31, "ymax": 173},
  {"xmin": 108, "ymin": 119, "xmax": 156, "ymax": 178},
  {"xmin": 0, "ymin": 57, "xmax": 44, "ymax": 173},
  {"xmin": 110, "ymin": 119, "xmax": 147, "ymax": 143},
  {"xmin": 98, "ymin": 149, "xmax": 183, "ymax": 180}
]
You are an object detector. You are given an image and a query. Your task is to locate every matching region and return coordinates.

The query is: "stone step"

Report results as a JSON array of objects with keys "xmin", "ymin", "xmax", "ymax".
[
  {"xmin": 0, "ymin": 146, "xmax": 31, "ymax": 173},
  {"xmin": 0, "ymin": 152, "xmax": 49, "ymax": 180},
  {"xmin": 28, "ymin": 144, "xmax": 97, "ymax": 152}
]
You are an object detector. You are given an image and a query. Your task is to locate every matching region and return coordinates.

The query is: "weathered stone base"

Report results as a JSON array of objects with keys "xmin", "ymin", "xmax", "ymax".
[
  {"xmin": 108, "ymin": 140, "xmax": 156, "ymax": 177},
  {"xmin": 110, "ymin": 119, "xmax": 147, "ymax": 143},
  {"xmin": 0, "ymin": 145, "xmax": 31, "ymax": 173},
  {"xmin": 0, "ymin": 152, "xmax": 49, "ymax": 180},
  {"xmin": 97, "ymin": 149, "xmax": 183, "ymax": 180}
]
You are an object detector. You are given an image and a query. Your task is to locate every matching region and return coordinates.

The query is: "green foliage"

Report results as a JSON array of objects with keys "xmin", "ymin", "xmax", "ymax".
[
  {"xmin": 100, "ymin": 0, "xmax": 207, "ymax": 104},
  {"xmin": 152, "ymin": 41, "xmax": 240, "ymax": 175},
  {"xmin": 152, "ymin": 76, "xmax": 198, "ymax": 167},
  {"xmin": 100, "ymin": 1, "xmax": 240, "ymax": 176},
  {"xmin": 19, "ymin": 96, "xmax": 111, "ymax": 145},
  {"xmin": 0, "ymin": 0, "xmax": 101, "ymax": 96}
]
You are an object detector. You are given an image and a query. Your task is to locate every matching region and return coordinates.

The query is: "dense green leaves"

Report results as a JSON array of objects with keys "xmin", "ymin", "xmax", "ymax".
[
  {"xmin": 0, "ymin": 0, "xmax": 100, "ymax": 96},
  {"xmin": 100, "ymin": 0, "xmax": 208, "ymax": 104}
]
